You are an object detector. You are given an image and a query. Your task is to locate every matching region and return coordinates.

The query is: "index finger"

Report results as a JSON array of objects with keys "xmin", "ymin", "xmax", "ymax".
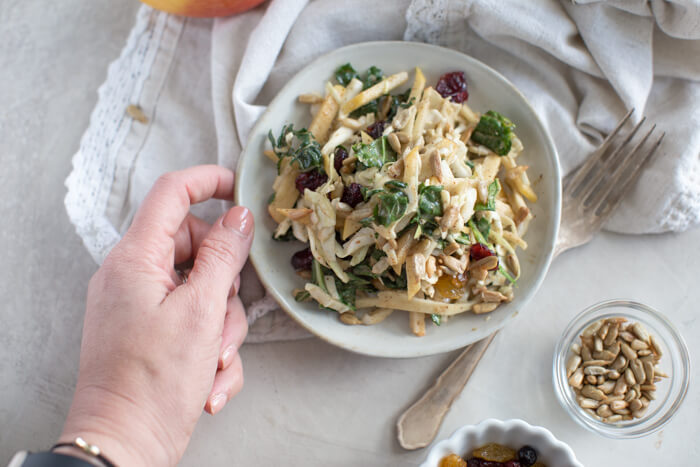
[{"xmin": 129, "ymin": 165, "xmax": 235, "ymax": 253}]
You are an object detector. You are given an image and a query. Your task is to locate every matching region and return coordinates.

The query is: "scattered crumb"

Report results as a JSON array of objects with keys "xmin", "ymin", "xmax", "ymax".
[{"xmin": 126, "ymin": 104, "xmax": 148, "ymax": 124}]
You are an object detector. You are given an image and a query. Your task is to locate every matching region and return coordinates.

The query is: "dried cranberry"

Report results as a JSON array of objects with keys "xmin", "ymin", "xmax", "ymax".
[
  {"xmin": 504, "ymin": 462, "xmax": 522, "ymax": 467},
  {"xmin": 466, "ymin": 459, "xmax": 482, "ymax": 467},
  {"xmin": 517, "ymin": 446, "xmax": 537, "ymax": 467},
  {"xmin": 333, "ymin": 146, "xmax": 348, "ymax": 173},
  {"xmin": 341, "ymin": 183, "xmax": 363, "ymax": 207},
  {"xmin": 470, "ymin": 243, "xmax": 496, "ymax": 266},
  {"xmin": 291, "ymin": 247, "xmax": 313, "ymax": 271},
  {"xmin": 295, "ymin": 169, "xmax": 328, "ymax": 193},
  {"xmin": 436, "ymin": 71, "xmax": 469, "ymax": 103},
  {"xmin": 366, "ymin": 120, "xmax": 386, "ymax": 139}
]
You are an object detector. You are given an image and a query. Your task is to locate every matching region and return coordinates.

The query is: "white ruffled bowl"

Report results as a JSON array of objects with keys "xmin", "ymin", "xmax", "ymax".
[{"xmin": 420, "ymin": 419, "xmax": 582, "ymax": 467}]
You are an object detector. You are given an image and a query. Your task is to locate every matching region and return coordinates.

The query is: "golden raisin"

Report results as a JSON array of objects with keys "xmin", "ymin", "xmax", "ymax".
[
  {"xmin": 434, "ymin": 272, "xmax": 468, "ymax": 299},
  {"xmin": 439, "ymin": 453, "xmax": 467, "ymax": 467},
  {"xmin": 471, "ymin": 443, "xmax": 517, "ymax": 462}
]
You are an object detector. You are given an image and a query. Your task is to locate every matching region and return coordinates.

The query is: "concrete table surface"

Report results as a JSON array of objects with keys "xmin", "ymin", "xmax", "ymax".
[{"xmin": 1, "ymin": 1, "xmax": 698, "ymax": 465}]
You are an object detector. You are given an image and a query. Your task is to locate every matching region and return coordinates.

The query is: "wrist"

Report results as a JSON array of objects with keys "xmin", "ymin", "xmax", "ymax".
[{"xmin": 61, "ymin": 384, "xmax": 175, "ymax": 467}]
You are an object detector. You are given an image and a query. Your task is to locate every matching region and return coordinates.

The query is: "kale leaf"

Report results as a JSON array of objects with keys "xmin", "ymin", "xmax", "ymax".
[
  {"xmin": 475, "ymin": 179, "xmax": 499, "ymax": 211},
  {"xmin": 374, "ymin": 190, "xmax": 408, "ymax": 226},
  {"xmin": 294, "ymin": 290, "xmax": 311, "ymax": 302},
  {"xmin": 353, "ymin": 136, "xmax": 396, "ymax": 169},
  {"xmin": 362, "ymin": 66, "xmax": 384, "ymax": 89},
  {"xmin": 334, "ymin": 63, "xmax": 359, "ymax": 86},
  {"xmin": 382, "ymin": 268, "xmax": 407, "ymax": 289},
  {"xmin": 471, "ymin": 110, "xmax": 515, "ymax": 156},
  {"xmin": 417, "ymin": 184, "xmax": 443, "ymax": 219},
  {"xmin": 270, "ymin": 125, "xmax": 323, "ymax": 172},
  {"xmin": 474, "ymin": 216, "xmax": 491, "ymax": 240},
  {"xmin": 431, "ymin": 314, "xmax": 442, "ymax": 326}
]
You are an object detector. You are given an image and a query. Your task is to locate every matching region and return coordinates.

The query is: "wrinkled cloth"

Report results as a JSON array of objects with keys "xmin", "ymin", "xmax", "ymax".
[{"xmin": 65, "ymin": 0, "xmax": 700, "ymax": 341}]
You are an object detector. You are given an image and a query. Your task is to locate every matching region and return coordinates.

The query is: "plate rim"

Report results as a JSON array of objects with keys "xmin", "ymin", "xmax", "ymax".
[{"xmin": 235, "ymin": 40, "xmax": 561, "ymax": 358}]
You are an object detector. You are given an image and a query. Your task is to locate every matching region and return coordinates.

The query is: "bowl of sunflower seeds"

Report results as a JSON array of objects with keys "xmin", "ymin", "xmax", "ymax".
[{"xmin": 553, "ymin": 299, "xmax": 690, "ymax": 438}]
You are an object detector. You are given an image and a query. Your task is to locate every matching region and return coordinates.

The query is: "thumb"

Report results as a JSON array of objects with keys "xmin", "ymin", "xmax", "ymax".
[{"xmin": 186, "ymin": 206, "xmax": 254, "ymax": 305}]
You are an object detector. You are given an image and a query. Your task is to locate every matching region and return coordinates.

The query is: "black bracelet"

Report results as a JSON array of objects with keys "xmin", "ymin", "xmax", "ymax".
[
  {"xmin": 50, "ymin": 438, "xmax": 116, "ymax": 467},
  {"xmin": 16, "ymin": 452, "xmax": 99, "ymax": 467}
]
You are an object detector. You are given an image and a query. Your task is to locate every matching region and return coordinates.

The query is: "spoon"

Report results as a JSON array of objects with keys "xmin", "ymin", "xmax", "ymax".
[{"xmin": 396, "ymin": 332, "xmax": 496, "ymax": 450}]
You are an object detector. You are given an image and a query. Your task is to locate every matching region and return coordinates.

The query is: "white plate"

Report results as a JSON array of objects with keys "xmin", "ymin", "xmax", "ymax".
[
  {"xmin": 235, "ymin": 41, "xmax": 561, "ymax": 358},
  {"xmin": 421, "ymin": 419, "xmax": 582, "ymax": 467}
]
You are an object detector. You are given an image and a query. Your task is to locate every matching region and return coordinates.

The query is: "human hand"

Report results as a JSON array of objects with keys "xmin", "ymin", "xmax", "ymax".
[{"xmin": 58, "ymin": 165, "xmax": 253, "ymax": 466}]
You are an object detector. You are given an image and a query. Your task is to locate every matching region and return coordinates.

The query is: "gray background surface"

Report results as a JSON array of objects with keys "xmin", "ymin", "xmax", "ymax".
[{"xmin": 1, "ymin": 1, "xmax": 698, "ymax": 465}]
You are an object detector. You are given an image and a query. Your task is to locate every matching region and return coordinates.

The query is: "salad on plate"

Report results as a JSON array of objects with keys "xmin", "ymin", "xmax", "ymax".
[{"xmin": 265, "ymin": 64, "xmax": 536, "ymax": 336}]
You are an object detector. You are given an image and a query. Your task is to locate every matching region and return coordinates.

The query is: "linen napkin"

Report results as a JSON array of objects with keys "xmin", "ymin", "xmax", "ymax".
[{"xmin": 65, "ymin": 0, "xmax": 700, "ymax": 342}]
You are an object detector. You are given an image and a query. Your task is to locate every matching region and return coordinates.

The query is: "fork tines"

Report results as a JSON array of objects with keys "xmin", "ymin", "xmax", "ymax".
[{"xmin": 564, "ymin": 109, "xmax": 665, "ymax": 221}]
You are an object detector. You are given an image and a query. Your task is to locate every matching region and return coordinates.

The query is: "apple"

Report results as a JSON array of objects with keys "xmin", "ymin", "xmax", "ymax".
[{"xmin": 140, "ymin": 0, "xmax": 267, "ymax": 17}]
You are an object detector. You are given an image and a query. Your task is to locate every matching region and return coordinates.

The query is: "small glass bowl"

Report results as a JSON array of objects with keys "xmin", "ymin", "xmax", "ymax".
[{"xmin": 553, "ymin": 299, "xmax": 690, "ymax": 438}]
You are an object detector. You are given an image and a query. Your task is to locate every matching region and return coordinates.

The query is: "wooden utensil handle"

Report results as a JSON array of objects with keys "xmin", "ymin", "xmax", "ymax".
[{"xmin": 396, "ymin": 332, "xmax": 496, "ymax": 450}]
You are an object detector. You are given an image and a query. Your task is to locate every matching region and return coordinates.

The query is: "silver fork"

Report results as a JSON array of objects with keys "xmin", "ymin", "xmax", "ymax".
[
  {"xmin": 397, "ymin": 109, "xmax": 665, "ymax": 450},
  {"xmin": 555, "ymin": 108, "xmax": 665, "ymax": 256}
]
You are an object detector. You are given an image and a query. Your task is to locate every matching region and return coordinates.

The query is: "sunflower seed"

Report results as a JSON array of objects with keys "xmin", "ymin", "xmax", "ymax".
[
  {"xmin": 595, "ymin": 350, "xmax": 617, "ymax": 361},
  {"xmin": 582, "ymin": 385, "xmax": 607, "ymax": 401},
  {"xmin": 605, "ymin": 414, "xmax": 623, "ymax": 423},
  {"xmin": 594, "ymin": 336, "xmax": 604, "ymax": 352},
  {"xmin": 614, "ymin": 408, "xmax": 631, "ymax": 415},
  {"xmin": 631, "ymin": 339, "xmax": 649, "ymax": 351},
  {"xmin": 586, "ymin": 375, "xmax": 598, "ymax": 384},
  {"xmin": 640, "ymin": 397, "xmax": 650, "ymax": 408},
  {"xmin": 631, "ymin": 359, "xmax": 646, "ymax": 384},
  {"xmin": 598, "ymin": 380, "xmax": 616, "ymax": 394},
  {"xmin": 629, "ymin": 399, "xmax": 643, "ymax": 412},
  {"xmin": 596, "ymin": 404, "xmax": 613, "ymax": 417},
  {"xmin": 611, "ymin": 355, "xmax": 627, "ymax": 371},
  {"xmin": 613, "ymin": 378, "xmax": 628, "ymax": 395},
  {"xmin": 637, "ymin": 349, "xmax": 652, "ymax": 356},
  {"xmin": 649, "ymin": 334, "xmax": 663, "ymax": 357},
  {"xmin": 568, "ymin": 368, "xmax": 584, "ymax": 389},
  {"xmin": 643, "ymin": 360, "xmax": 655, "ymax": 384},
  {"xmin": 607, "ymin": 369, "xmax": 621, "ymax": 379},
  {"xmin": 583, "ymin": 320, "xmax": 603, "ymax": 337},
  {"xmin": 621, "ymin": 342, "xmax": 637, "ymax": 361},
  {"xmin": 585, "ymin": 408, "xmax": 602, "ymax": 420},
  {"xmin": 604, "ymin": 323, "xmax": 619, "ymax": 346},
  {"xmin": 387, "ymin": 132, "xmax": 402, "ymax": 154},
  {"xmin": 625, "ymin": 368, "xmax": 636, "ymax": 385},
  {"xmin": 566, "ymin": 354, "xmax": 582, "ymax": 377},
  {"xmin": 619, "ymin": 331, "xmax": 635, "ymax": 342},
  {"xmin": 597, "ymin": 375, "xmax": 605, "ymax": 385},
  {"xmin": 640, "ymin": 384, "xmax": 656, "ymax": 391},
  {"xmin": 598, "ymin": 323, "xmax": 610, "ymax": 340},
  {"xmin": 581, "ymin": 344, "xmax": 593, "ymax": 362},
  {"xmin": 632, "ymin": 407, "xmax": 648, "ymax": 418},
  {"xmin": 605, "ymin": 341, "xmax": 621, "ymax": 358},
  {"xmin": 584, "ymin": 365, "xmax": 607, "ymax": 376},
  {"xmin": 624, "ymin": 389, "xmax": 637, "ymax": 402},
  {"xmin": 579, "ymin": 397, "xmax": 600, "ymax": 409},
  {"xmin": 655, "ymin": 368, "xmax": 669, "ymax": 378},
  {"xmin": 571, "ymin": 342, "xmax": 581, "ymax": 355},
  {"xmin": 643, "ymin": 390, "xmax": 656, "ymax": 400},
  {"xmin": 584, "ymin": 359, "xmax": 612, "ymax": 367},
  {"xmin": 631, "ymin": 323, "xmax": 650, "ymax": 342},
  {"xmin": 610, "ymin": 400, "xmax": 628, "ymax": 411}
]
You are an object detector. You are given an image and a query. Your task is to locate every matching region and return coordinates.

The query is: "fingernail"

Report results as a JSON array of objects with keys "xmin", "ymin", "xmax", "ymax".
[
  {"xmin": 223, "ymin": 206, "xmax": 252, "ymax": 237},
  {"xmin": 221, "ymin": 345, "xmax": 235, "ymax": 368},
  {"xmin": 210, "ymin": 393, "xmax": 227, "ymax": 414}
]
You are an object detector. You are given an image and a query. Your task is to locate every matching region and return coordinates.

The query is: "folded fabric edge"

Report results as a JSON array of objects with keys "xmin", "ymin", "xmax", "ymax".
[{"xmin": 64, "ymin": 5, "xmax": 185, "ymax": 264}]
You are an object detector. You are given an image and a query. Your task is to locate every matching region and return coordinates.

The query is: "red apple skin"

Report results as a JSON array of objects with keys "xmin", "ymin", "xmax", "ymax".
[{"xmin": 140, "ymin": 0, "xmax": 267, "ymax": 17}]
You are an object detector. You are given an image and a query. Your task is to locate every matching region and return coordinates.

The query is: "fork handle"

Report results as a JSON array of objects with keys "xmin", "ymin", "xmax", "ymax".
[{"xmin": 396, "ymin": 333, "xmax": 496, "ymax": 450}]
